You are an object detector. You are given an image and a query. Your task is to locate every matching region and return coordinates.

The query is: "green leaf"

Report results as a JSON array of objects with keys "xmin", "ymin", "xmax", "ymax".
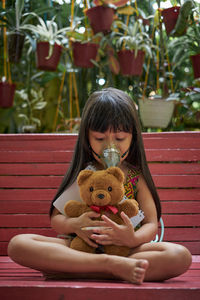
[
  {"xmin": 18, "ymin": 114, "xmax": 29, "ymax": 122},
  {"xmin": 33, "ymin": 102, "xmax": 47, "ymax": 110},
  {"xmin": 31, "ymin": 117, "xmax": 41, "ymax": 126},
  {"xmin": 16, "ymin": 0, "xmax": 24, "ymax": 29}
]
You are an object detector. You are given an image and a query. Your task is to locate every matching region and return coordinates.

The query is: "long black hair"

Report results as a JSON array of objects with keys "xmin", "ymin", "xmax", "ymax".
[{"xmin": 49, "ymin": 87, "xmax": 161, "ymax": 220}]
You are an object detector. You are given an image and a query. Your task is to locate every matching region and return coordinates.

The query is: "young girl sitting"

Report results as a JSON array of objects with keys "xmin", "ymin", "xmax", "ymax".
[{"xmin": 8, "ymin": 87, "xmax": 192, "ymax": 284}]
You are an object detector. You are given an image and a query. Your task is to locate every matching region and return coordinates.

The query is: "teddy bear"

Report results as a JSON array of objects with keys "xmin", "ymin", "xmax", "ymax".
[{"xmin": 64, "ymin": 166, "xmax": 139, "ymax": 257}]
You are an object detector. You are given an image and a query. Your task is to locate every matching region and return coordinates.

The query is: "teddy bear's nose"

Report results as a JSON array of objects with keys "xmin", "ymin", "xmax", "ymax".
[{"xmin": 98, "ymin": 194, "xmax": 104, "ymax": 199}]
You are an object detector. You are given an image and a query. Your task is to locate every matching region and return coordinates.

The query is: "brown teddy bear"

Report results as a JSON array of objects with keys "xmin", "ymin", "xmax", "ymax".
[{"xmin": 64, "ymin": 166, "xmax": 139, "ymax": 257}]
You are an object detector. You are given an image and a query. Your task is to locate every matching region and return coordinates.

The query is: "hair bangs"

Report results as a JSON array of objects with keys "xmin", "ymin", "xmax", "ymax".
[{"xmin": 87, "ymin": 92, "xmax": 134, "ymax": 133}]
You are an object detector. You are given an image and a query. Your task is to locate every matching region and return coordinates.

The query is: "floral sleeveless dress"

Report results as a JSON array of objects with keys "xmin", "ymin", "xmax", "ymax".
[{"xmin": 124, "ymin": 167, "xmax": 140, "ymax": 200}]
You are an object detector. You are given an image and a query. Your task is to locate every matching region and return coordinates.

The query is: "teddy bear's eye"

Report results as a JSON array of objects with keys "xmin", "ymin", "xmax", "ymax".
[
  {"xmin": 108, "ymin": 186, "xmax": 112, "ymax": 192},
  {"xmin": 89, "ymin": 187, "xmax": 94, "ymax": 192}
]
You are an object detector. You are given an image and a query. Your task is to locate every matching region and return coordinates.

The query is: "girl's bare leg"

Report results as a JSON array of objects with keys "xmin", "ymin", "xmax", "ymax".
[
  {"xmin": 130, "ymin": 242, "xmax": 192, "ymax": 281},
  {"xmin": 7, "ymin": 234, "xmax": 149, "ymax": 284}
]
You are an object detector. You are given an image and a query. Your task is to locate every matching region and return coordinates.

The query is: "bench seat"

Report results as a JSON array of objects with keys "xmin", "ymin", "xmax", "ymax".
[
  {"xmin": 0, "ymin": 132, "xmax": 200, "ymax": 299},
  {"xmin": 0, "ymin": 256, "xmax": 200, "ymax": 300}
]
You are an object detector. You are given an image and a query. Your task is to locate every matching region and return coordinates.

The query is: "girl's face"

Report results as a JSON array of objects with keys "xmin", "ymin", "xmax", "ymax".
[{"xmin": 89, "ymin": 128, "xmax": 132, "ymax": 166}]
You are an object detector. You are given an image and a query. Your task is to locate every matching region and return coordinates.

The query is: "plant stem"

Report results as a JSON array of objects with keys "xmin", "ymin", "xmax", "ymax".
[
  {"xmin": 157, "ymin": 0, "xmax": 168, "ymax": 97},
  {"xmin": 26, "ymin": 56, "xmax": 32, "ymax": 125}
]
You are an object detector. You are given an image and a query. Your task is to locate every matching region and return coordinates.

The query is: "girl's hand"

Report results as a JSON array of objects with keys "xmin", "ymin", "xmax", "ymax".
[
  {"xmin": 72, "ymin": 211, "xmax": 106, "ymax": 248},
  {"xmin": 90, "ymin": 212, "xmax": 136, "ymax": 248}
]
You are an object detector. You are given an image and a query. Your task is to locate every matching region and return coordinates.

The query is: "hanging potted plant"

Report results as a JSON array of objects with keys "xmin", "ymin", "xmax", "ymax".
[
  {"xmin": 139, "ymin": 93, "xmax": 178, "ymax": 128},
  {"xmin": 66, "ymin": 28, "xmax": 101, "ymax": 68},
  {"xmin": 86, "ymin": 3, "xmax": 115, "ymax": 34},
  {"xmin": 138, "ymin": 6, "xmax": 179, "ymax": 129},
  {"xmin": 0, "ymin": 0, "xmax": 26, "ymax": 63},
  {"xmin": 161, "ymin": 0, "xmax": 194, "ymax": 36},
  {"xmin": 15, "ymin": 88, "xmax": 47, "ymax": 133},
  {"xmin": 0, "ymin": 0, "xmax": 54, "ymax": 63},
  {"xmin": 112, "ymin": 20, "xmax": 154, "ymax": 76},
  {"xmin": 161, "ymin": 1, "xmax": 180, "ymax": 36},
  {"xmin": 169, "ymin": 15, "xmax": 200, "ymax": 79},
  {"xmin": 0, "ymin": 80, "xmax": 16, "ymax": 108},
  {"xmin": 21, "ymin": 15, "xmax": 70, "ymax": 71},
  {"xmin": 0, "ymin": 1, "xmax": 16, "ymax": 108}
]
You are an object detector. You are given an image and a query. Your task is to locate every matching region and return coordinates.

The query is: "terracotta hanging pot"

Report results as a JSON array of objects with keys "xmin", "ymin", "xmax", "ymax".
[
  {"xmin": 86, "ymin": 6, "xmax": 115, "ymax": 34},
  {"xmin": 36, "ymin": 42, "xmax": 62, "ymax": 71},
  {"xmin": 162, "ymin": 6, "xmax": 180, "ymax": 36},
  {"xmin": 72, "ymin": 42, "xmax": 99, "ymax": 68},
  {"xmin": 0, "ymin": 82, "xmax": 16, "ymax": 108},
  {"xmin": 117, "ymin": 49, "xmax": 145, "ymax": 76},
  {"xmin": 8, "ymin": 32, "xmax": 25, "ymax": 63},
  {"xmin": 190, "ymin": 53, "xmax": 200, "ymax": 79}
]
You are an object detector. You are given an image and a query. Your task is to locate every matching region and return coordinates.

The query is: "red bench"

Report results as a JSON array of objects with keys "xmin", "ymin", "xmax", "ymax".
[{"xmin": 0, "ymin": 132, "xmax": 200, "ymax": 299}]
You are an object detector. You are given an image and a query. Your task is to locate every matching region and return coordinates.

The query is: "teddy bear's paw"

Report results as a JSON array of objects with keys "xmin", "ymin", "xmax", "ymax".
[
  {"xmin": 119, "ymin": 199, "xmax": 139, "ymax": 218},
  {"xmin": 70, "ymin": 237, "xmax": 96, "ymax": 254},
  {"xmin": 64, "ymin": 200, "xmax": 82, "ymax": 217},
  {"xmin": 104, "ymin": 245, "xmax": 130, "ymax": 257}
]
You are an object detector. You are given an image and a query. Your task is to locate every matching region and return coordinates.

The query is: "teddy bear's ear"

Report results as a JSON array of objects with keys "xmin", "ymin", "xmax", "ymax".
[
  {"xmin": 106, "ymin": 167, "xmax": 124, "ymax": 183},
  {"xmin": 77, "ymin": 170, "xmax": 94, "ymax": 186}
]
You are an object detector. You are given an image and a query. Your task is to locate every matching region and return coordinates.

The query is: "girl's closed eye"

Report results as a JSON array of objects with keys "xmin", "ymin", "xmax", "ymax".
[{"xmin": 115, "ymin": 132, "xmax": 129, "ymax": 142}]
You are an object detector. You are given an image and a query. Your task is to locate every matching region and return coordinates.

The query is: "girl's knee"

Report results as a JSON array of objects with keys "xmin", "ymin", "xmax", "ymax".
[
  {"xmin": 167, "ymin": 243, "xmax": 192, "ymax": 273},
  {"xmin": 7, "ymin": 234, "xmax": 35, "ymax": 260}
]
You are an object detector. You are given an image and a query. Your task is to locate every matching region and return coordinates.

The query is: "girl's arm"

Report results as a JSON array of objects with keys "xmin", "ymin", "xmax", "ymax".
[
  {"xmin": 50, "ymin": 207, "xmax": 106, "ymax": 248},
  {"xmin": 130, "ymin": 175, "xmax": 158, "ymax": 246},
  {"xmin": 51, "ymin": 208, "xmax": 77, "ymax": 235}
]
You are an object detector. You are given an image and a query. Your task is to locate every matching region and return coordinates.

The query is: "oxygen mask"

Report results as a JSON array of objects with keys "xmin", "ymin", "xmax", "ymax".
[
  {"xmin": 92, "ymin": 142, "xmax": 129, "ymax": 168},
  {"xmin": 101, "ymin": 143, "xmax": 121, "ymax": 168}
]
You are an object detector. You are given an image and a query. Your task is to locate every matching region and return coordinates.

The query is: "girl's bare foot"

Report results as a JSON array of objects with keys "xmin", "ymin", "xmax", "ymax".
[{"xmin": 108, "ymin": 256, "xmax": 149, "ymax": 284}]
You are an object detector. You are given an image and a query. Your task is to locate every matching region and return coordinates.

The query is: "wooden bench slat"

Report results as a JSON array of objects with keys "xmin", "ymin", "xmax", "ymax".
[
  {"xmin": 1, "ymin": 132, "xmax": 199, "ymax": 149},
  {"xmin": 0, "ymin": 201, "xmax": 49, "ymax": 213},
  {"xmin": 143, "ymin": 136, "xmax": 200, "ymax": 149},
  {"xmin": 162, "ymin": 201, "xmax": 200, "ymax": 213},
  {"xmin": 0, "ymin": 163, "xmax": 68, "ymax": 175},
  {"xmin": 153, "ymin": 175, "xmax": 200, "ymax": 187},
  {"xmin": 1, "ymin": 188, "xmax": 199, "ymax": 201},
  {"xmin": 162, "ymin": 214, "xmax": 200, "ymax": 227},
  {"xmin": 1, "ymin": 162, "xmax": 199, "ymax": 176},
  {"xmin": 0, "ymin": 151, "xmax": 73, "ymax": 163},
  {"xmin": 145, "ymin": 149, "xmax": 200, "ymax": 162},
  {"xmin": 0, "ymin": 149, "xmax": 199, "ymax": 163},
  {"xmin": 0, "ymin": 189, "xmax": 56, "ymax": 201},
  {"xmin": 0, "ymin": 228, "xmax": 56, "ymax": 241},
  {"xmin": 158, "ymin": 189, "xmax": 200, "ymax": 201},
  {"xmin": 0, "ymin": 137, "xmax": 77, "ymax": 151},
  {"xmin": 0, "ymin": 214, "xmax": 51, "ymax": 227},
  {"xmin": 1, "ymin": 200, "xmax": 200, "ymax": 214},
  {"xmin": 163, "ymin": 227, "xmax": 200, "ymax": 240},
  {"xmin": 1, "ymin": 174, "xmax": 199, "ymax": 188},
  {"xmin": 0, "ymin": 280, "xmax": 199, "ymax": 300},
  {"xmin": 0, "ymin": 176, "xmax": 63, "ymax": 188},
  {"xmin": 1, "ymin": 227, "xmax": 199, "ymax": 241},
  {"xmin": 175, "ymin": 242, "xmax": 200, "ymax": 255},
  {"xmin": 1, "ymin": 213, "xmax": 199, "ymax": 228},
  {"xmin": 149, "ymin": 163, "xmax": 200, "ymax": 175}
]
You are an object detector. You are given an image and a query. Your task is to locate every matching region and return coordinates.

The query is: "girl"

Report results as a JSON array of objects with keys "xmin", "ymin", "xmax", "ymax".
[{"xmin": 8, "ymin": 87, "xmax": 192, "ymax": 284}]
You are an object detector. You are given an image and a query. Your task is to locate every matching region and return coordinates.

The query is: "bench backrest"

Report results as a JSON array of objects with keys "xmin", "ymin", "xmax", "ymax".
[{"xmin": 0, "ymin": 132, "xmax": 200, "ymax": 255}]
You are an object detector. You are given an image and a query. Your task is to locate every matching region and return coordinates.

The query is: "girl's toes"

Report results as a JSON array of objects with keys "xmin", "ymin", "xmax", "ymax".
[
  {"xmin": 138, "ymin": 259, "xmax": 149, "ymax": 270},
  {"xmin": 133, "ymin": 260, "xmax": 149, "ymax": 284}
]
